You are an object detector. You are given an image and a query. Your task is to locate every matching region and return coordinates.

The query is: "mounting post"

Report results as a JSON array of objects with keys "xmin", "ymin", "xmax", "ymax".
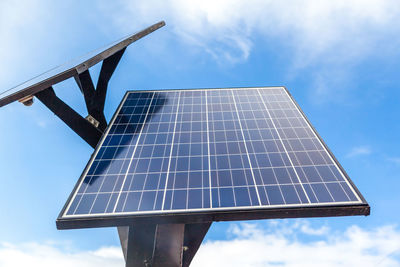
[{"xmin": 118, "ymin": 223, "xmax": 211, "ymax": 267}]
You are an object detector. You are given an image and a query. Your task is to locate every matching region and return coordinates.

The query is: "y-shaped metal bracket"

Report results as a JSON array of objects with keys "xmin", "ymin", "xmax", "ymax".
[
  {"xmin": 35, "ymin": 49, "xmax": 126, "ymax": 148},
  {"xmin": 74, "ymin": 48, "xmax": 126, "ymax": 132}
]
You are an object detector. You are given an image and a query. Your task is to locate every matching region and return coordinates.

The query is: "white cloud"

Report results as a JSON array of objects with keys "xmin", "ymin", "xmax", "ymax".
[
  {"xmin": 0, "ymin": 242, "xmax": 123, "ymax": 267},
  {"xmin": 192, "ymin": 221, "xmax": 400, "ymax": 267},
  {"xmin": 297, "ymin": 220, "xmax": 329, "ymax": 236},
  {"xmin": 346, "ymin": 146, "xmax": 372, "ymax": 158},
  {"xmin": 1, "ymin": 222, "xmax": 399, "ymax": 267},
  {"xmin": 102, "ymin": 0, "xmax": 400, "ymax": 66},
  {"xmin": 388, "ymin": 157, "xmax": 400, "ymax": 165},
  {"xmin": 100, "ymin": 0, "xmax": 400, "ymax": 103},
  {"xmin": 2, "ymin": 0, "xmax": 399, "ymax": 102}
]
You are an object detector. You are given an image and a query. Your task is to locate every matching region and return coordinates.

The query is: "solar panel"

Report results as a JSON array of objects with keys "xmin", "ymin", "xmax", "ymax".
[
  {"xmin": 0, "ymin": 21, "xmax": 165, "ymax": 107},
  {"xmin": 57, "ymin": 87, "xmax": 369, "ymax": 229}
]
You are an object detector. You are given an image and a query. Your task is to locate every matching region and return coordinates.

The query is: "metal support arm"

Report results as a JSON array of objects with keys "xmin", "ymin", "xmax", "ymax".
[
  {"xmin": 35, "ymin": 87, "xmax": 102, "ymax": 148},
  {"xmin": 119, "ymin": 224, "xmax": 185, "ymax": 267},
  {"xmin": 182, "ymin": 223, "xmax": 212, "ymax": 267},
  {"xmin": 74, "ymin": 48, "xmax": 126, "ymax": 132},
  {"xmin": 35, "ymin": 49, "xmax": 126, "ymax": 148}
]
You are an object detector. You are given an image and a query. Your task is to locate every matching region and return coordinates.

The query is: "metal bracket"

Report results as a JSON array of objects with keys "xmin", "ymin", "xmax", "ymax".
[
  {"xmin": 18, "ymin": 95, "xmax": 34, "ymax": 106},
  {"xmin": 86, "ymin": 114, "xmax": 100, "ymax": 128},
  {"xmin": 34, "ymin": 49, "xmax": 126, "ymax": 148},
  {"xmin": 74, "ymin": 48, "xmax": 126, "ymax": 132},
  {"xmin": 35, "ymin": 87, "xmax": 102, "ymax": 148}
]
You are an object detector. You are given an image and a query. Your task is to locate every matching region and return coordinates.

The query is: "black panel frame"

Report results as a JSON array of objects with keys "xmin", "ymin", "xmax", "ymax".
[
  {"xmin": 57, "ymin": 87, "xmax": 369, "ymax": 230},
  {"xmin": 58, "ymin": 204, "xmax": 368, "ymax": 230}
]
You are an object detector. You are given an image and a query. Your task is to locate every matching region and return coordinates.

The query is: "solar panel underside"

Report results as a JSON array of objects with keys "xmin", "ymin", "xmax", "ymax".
[
  {"xmin": 0, "ymin": 21, "xmax": 165, "ymax": 107},
  {"xmin": 58, "ymin": 87, "xmax": 368, "ymax": 229}
]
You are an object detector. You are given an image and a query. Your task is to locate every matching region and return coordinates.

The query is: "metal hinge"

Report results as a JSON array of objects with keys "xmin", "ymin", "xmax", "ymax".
[{"xmin": 85, "ymin": 114, "xmax": 100, "ymax": 128}]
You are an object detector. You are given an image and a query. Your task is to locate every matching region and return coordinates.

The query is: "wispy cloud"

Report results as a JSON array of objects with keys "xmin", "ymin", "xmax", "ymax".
[
  {"xmin": 0, "ymin": 0, "xmax": 49, "ymax": 88},
  {"xmin": 388, "ymin": 157, "xmax": 400, "ymax": 165},
  {"xmin": 346, "ymin": 146, "xmax": 372, "ymax": 158},
  {"xmin": 0, "ymin": 242, "xmax": 123, "ymax": 267},
  {"xmin": 193, "ymin": 222, "xmax": 400, "ymax": 267},
  {"xmin": 103, "ymin": 0, "xmax": 400, "ymax": 64},
  {"xmin": 2, "ymin": 1, "xmax": 399, "ymax": 103},
  {"xmin": 297, "ymin": 220, "xmax": 329, "ymax": 236},
  {"xmin": 99, "ymin": 0, "xmax": 400, "ymax": 103},
  {"xmin": 1, "ymin": 222, "xmax": 399, "ymax": 266}
]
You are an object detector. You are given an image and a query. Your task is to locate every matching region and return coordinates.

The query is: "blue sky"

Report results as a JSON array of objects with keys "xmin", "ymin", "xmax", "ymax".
[{"xmin": 0, "ymin": 0, "xmax": 400, "ymax": 266}]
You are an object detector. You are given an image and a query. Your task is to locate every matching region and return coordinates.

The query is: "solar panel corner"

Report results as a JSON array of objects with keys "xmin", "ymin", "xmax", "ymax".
[
  {"xmin": 57, "ymin": 87, "xmax": 369, "ymax": 230},
  {"xmin": 283, "ymin": 87, "xmax": 369, "ymax": 206}
]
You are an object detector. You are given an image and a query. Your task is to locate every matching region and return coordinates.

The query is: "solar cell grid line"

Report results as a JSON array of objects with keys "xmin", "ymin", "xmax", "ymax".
[
  {"xmin": 112, "ymin": 92, "xmax": 156, "ymax": 213},
  {"xmin": 255, "ymin": 89, "xmax": 311, "ymax": 205},
  {"xmin": 277, "ymin": 111, "xmax": 336, "ymax": 204},
  {"xmin": 205, "ymin": 90, "xmax": 213, "ymax": 208},
  {"xmin": 171, "ymin": 92, "xmax": 188, "ymax": 210},
  {"xmin": 209, "ymin": 90, "xmax": 258, "ymax": 208},
  {"xmin": 86, "ymin": 93, "xmax": 149, "ymax": 214},
  {"xmin": 198, "ymin": 90, "xmax": 210, "ymax": 209},
  {"xmin": 120, "ymin": 93, "xmax": 155, "ymax": 212},
  {"xmin": 234, "ymin": 89, "xmax": 302, "ymax": 206},
  {"xmin": 126, "ymin": 91, "xmax": 179, "ymax": 213},
  {"xmin": 74, "ymin": 92, "xmax": 155, "ymax": 215},
  {"xmin": 244, "ymin": 95, "xmax": 290, "ymax": 205},
  {"xmin": 221, "ymin": 96, "xmax": 238, "ymax": 207},
  {"xmin": 210, "ymin": 91, "xmax": 232, "ymax": 207},
  {"xmin": 229, "ymin": 90, "xmax": 262, "ymax": 206},
  {"xmin": 57, "ymin": 87, "xmax": 369, "ymax": 230},
  {"xmin": 260, "ymin": 89, "xmax": 334, "ymax": 204},
  {"xmin": 165, "ymin": 91, "xmax": 185, "ymax": 210},
  {"xmin": 278, "ymin": 89, "xmax": 360, "ymax": 203},
  {"xmin": 139, "ymin": 92, "xmax": 171, "ymax": 211},
  {"xmin": 65, "ymin": 92, "xmax": 131, "ymax": 216},
  {"xmin": 259, "ymin": 88, "xmax": 360, "ymax": 203},
  {"xmin": 160, "ymin": 91, "xmax": 180, "ymax": 210},
  {"xmin": 233, "ymin": 91, "xmax": 280, "ymax": 206}
]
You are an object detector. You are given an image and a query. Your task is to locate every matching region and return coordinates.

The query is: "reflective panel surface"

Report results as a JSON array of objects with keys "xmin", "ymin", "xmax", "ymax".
[{"xmin": 60, "ymin": 87, "xmax": 366, "ymax": 221}]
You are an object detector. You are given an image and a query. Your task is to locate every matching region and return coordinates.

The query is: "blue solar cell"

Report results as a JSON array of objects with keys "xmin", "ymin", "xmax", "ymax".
[{"xmin": 60, "ymin": 87, "xmax": 366, "ymax": 223}]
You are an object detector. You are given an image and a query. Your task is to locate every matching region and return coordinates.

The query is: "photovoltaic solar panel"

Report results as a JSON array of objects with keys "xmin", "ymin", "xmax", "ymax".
[
  {"xmin": 0, "ymin": 21, "xmax": 165, "ymax": 107},
  {"xmin": 57, "ymin": 87, "xmax": 369, "ymax": 229}
]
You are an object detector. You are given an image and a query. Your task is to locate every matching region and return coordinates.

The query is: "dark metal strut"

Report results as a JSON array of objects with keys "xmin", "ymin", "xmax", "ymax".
[
  {"xmin": 75, "ymin": 48, "xmax": 126, "ymax": 132},
  {"xmin": 118, "ymin": 223, "xmax": 211, "ymax": 267},
  {"xmin": 36, "ymin": 49, "xmax": 126, "ymax": 148},
  {"xmin": 35, "ymin": 87, "xmax": 103, "ymax": 148}
]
